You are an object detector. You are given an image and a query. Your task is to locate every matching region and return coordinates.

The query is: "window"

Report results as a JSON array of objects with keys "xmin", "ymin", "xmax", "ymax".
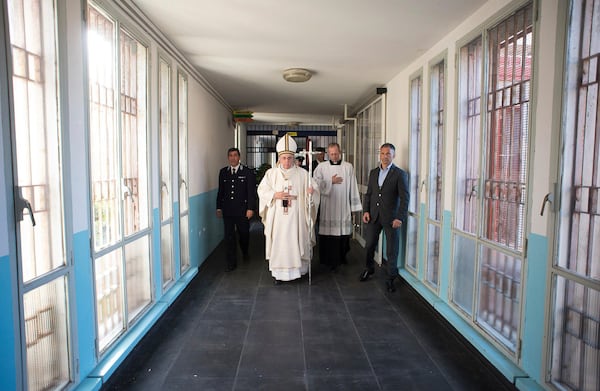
[
  {"xmin": 450, "ymin": 3, "xmax": 533, "ymax": 353},
  {"xmin": 159, "ymin": 58, "xmax": 174, "ymax": 287},
  {"xmin": 8, "ymin": 0, "xmax": 72, "ymax": 387},
  {"xmin": 452, "ymin": 36, "xmax": 483, "ymax": 315},
  {"xmin": 477, "ymin": 5, "xmax": 532, "ymax": 351},
  {"xmin": 551, "ymin": 1, "xmax": 600, "ymax": 389},
  {"xmin": 407, "ymin": 74, "xmax": 422, "ymax": 272},
  {"xmin": 87, "ymin": 4, "xmax": 151, "ymax": 351},
  {"xmin": 426, "ymin": 60, "xmax": 445, "ymax": 288},
  {"xmin": 178, "ymin": 72, "xmax": 190, "ymax": 273}
]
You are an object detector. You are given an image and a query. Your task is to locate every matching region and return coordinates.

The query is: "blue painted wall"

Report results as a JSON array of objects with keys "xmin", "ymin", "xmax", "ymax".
[
  {"xmin": 0, "ymin": 254, "xmax": 17, "ymax": 391},
  {"xmin": 189, "ymin": 189, "xmax": 222, "ymax": 269},
  {"xmin": 520, "ymin": 233, "xmax": 549, "ymax": 385},
  {"xmin": 73, "ymin": 230, "xmax": 97, "ymax": 380}
]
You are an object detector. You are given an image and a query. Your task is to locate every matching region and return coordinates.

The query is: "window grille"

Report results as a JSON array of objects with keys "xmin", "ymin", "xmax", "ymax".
[
  {"xmin": 483, "ymin": 6, "xmax": 532, "ymax": 252},
  {"xmin": 178, "ymin": 73, "xmax": 190, "ymax": 273},
  {"xmin": 452, "ymin": 37, "xmax": 483, "ymax": 318},
  {"xmin": 475, "ymin": 3, "xmax": 533, "ymax": 352},
  {"xmin": 87, "ymin": 3, "xmax": 151, "ymax": 351},
  {"xmin": 407, "ymin": 75, "xmax": 422, "ymax": 271},
  {"xmin": 8, "ymin": 0, "xmax": 71, "ymax": 388},
  {"xmin": 455, "ymin": 37, "xmax": 483, "ymax": 235},
  {"xmin": 428, "ymin": 60, "xmax": 445, "ymax": 222},
  {"xmin": 425, "ymin": 60, "xmax": 445, "ymax": 288},
  {"xmin": 159, "ymin": 59, "xmax": 173, "ymax": 286},
  {"xmin": 551, "ymin": 1, "xmax": 600, "ymax": 389}
]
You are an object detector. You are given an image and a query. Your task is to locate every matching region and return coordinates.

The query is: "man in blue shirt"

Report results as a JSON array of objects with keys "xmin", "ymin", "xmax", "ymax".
[{"xmin": 359, "ymin": 143, "xmax": 409, "ymax": 292}]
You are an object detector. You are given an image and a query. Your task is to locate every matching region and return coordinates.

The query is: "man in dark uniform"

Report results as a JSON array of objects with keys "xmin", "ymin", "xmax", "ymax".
[
  {"xmin": 359, "ymin": 143, "xmax": 409, "ymax": 292},
  {"xmin": 216, "ymin": 147, "xmax": 257, "ymax": 271}
]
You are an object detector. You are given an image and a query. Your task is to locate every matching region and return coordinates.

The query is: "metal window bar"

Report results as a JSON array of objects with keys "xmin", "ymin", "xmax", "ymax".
[
  {"xmin": 552, "ymin": 1, "xmax": 600, "ymax": 390},
  {"xmin": 429, "ymin": 61, "xmax": 444, "ymax": 222},
  {"xmin": 88, "ymin": 6, "xmax": 119, "ymax": 251},
  {"xmin": 478, "ymin": 246, "xmax": 521, "ymax": 346},
  {"xmin": 407, "ymin": 76, "xmax": 422, "ymax": 271},
  {"xmin": 120, "ymin": 32, "xmax": 141, "ymax": 237},
  {"xmin": 456, "ymin": 37, "xmax": 482, "ymax": 234},
  {"xmin": 484, "ymin": 5, "xmax": 532, "ymax": 253}
]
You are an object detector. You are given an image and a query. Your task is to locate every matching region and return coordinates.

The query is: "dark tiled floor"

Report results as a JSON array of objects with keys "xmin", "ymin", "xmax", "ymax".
[{"xmin": 103, "ymin": 221, "xmax": 517, "ymax": 391}]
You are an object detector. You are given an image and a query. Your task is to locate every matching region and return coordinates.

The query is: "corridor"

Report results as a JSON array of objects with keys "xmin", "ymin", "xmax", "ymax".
[{"xmin": 104, "ymin": 222, "xmax": 516, "ymax": 391}]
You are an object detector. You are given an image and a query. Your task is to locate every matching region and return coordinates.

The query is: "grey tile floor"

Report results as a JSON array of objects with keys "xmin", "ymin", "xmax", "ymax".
[{"xmin": 103, "ymin": 221, "xmax": 517, "ymax": 391}]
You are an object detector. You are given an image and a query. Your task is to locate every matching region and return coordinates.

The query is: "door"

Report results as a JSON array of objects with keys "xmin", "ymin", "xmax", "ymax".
[{"xmin": 5, "ymin": 0, "xmax": 72, "ymax": 389}]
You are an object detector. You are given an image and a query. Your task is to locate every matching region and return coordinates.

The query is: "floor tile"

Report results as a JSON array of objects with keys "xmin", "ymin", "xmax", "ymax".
[
  {"xmin": 237, "ymin": 343, "xmax": 305, "ymax": 378},
  {"xmin": 304, "ymin": 342, "xmax": 373, "ymax": 377},
  {"xmin": 307, "ymin": 374, "xmax": 380, "ymax": 390}
]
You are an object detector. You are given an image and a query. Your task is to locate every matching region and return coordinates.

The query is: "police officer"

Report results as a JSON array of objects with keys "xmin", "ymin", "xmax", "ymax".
[{"xmin": 216, "ymin": 147, "xmax": 257, "ymax": 271}]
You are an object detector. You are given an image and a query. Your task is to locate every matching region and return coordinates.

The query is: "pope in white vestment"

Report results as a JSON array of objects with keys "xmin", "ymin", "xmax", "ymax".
[
  {"xmin": 313, "ymin": 143, "xmax": 362, "ymax": 269},
  {"xmin": 258, "ymin": 134, "xmax": 320, "ymax": 282}
]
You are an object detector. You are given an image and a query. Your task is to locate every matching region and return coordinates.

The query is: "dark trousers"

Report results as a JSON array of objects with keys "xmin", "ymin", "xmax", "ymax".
[
  {"xmin": 223, "ymin": 215, "xmax": 250, "ymax": 267},
  {"xmin": 364, "ymin": 218, "xmax": 400, "ymax": 280},
  {"xmin": 319, "ymin": 235, "xmax": 350, "ymax": 269}
]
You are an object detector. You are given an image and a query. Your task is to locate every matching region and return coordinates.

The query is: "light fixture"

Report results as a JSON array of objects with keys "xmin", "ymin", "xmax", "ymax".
[{"xmin": 282, "ymin": 68, "xmax": 312, "ymax": 83}]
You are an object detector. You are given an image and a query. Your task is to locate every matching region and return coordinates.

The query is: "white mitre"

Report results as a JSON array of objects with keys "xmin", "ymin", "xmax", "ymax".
[{"xmin": 276, "ymin": 133, "xmax": 297, "ymax": 156}]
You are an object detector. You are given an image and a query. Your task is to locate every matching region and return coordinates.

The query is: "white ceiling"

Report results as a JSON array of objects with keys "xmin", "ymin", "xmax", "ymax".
[{"xmin": 133, "ymin": 0, "xmax": 486, "ymax": 124}]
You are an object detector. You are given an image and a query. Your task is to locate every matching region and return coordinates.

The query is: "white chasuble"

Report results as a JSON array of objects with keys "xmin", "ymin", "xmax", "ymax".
[
  {"xmin": 258, "ymin": 165, "xmax": 320, "ymax": 281},
  {"xmin": 313, "ymin": 161, "xmax": 362, "ymax": 236}
]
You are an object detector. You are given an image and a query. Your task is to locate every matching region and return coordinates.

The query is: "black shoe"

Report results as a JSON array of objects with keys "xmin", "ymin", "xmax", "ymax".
[
  {"xmin": 386, "ymin": 279, "xmax": 396, "ymax": 293},
  {"xmin": 359, "ymin": 268, "xmax": 374, "ymax": 282},
  {"xmin": 242, "ymin": 252, "xmax": 250, "ymax": 261},
  {"xmin": 225, "ymin": 265, "xmax": 237, "ymax": 272}
]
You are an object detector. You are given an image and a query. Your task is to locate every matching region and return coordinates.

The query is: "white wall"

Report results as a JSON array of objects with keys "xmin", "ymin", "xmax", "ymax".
[{"xmin": 188, "ymin": 80, "xmax": 235, "ymax": 195}]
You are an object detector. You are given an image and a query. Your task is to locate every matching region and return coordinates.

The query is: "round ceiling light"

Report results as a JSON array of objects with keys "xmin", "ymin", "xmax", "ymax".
[{"xmin": 282, "ymin": 68, "xmax": 312, "ymax": 83}]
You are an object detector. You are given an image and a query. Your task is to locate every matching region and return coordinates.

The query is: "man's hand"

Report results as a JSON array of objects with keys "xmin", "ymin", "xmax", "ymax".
[
  {"xmin": 332, "ymin": 174, "xmax": 343, "ymax": 185},
  {"xmin": 274, "ymin": 191, "xmax": 298, "ymax": 200},
  {"xmin": 392, "ymin": 219, "xmax": 402, "ymax": 229},
  {"xmin": 363, "ymin": 212, "xmax": 370, "ymax": 223},
  {"xmin": 216, "ymin": 209, "xmax": 223, "ymax": 218},
  {"xmin": 246, "ymin": 210, "xmax": 254, "ymax": 219}
]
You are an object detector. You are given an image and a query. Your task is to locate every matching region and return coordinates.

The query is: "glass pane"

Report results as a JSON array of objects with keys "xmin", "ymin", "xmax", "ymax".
[
  {"xmin": 409, "ymin": 76, "xmax": 422, "ymax": 215},
  {"xmin": 24, "ymin": 277, "xmax": 70, "ymax": 391},
  {"xmin": 455, "ymin": 37, "xmax": 482, "ymax": 234},
  {"xmin": 179, "ymin": 215, "xmax": 190, "ymax": 272},
  {"xmin": 484, "ymin": 4, "xmax": 533, "ymax": 253},
  {"xmin": 426, "ymin": 224, "xmax": 440, "ymax": 286},
  {"xmin": 125, "ymin": 236, "xmax": 151, "ymax": 320},
  {"xmin": 452, "ymin": 235, "xmax": 476, "ymax": 315},
  {"xmin": 406, "ymin": 214, "xmax": 419, "ymax": 271},
  {"xmin": 159, "ymin": 59, "xmax": 172, "ymax": 222},
  {"xmin": 178, "ymin": 73, "xmax": 189, "ymax": 214},
  {"xmin": 477, "ymin": 245, "xmax": 521, "ymax": 350},
  {"xmin": 120, "ymin": 29, "xmax": 149, "ymax": 236},
  {"xmin": 550, "ymin": 276, "xmax": 599, "ymax": 391},
  {"xmin": 95, "ymin": 249, "xmax": 124, "ymax": 351},
  {"xmin": 558, "ymin": 0, "xmax": 600, "ymax": 281},
  {"xmin": 161, "ymin": 224, "xmax": 173, "ymax": 286},
  {"xmin": 428, "ymin": 61, "xmax": 444, "ymax": 221},
  {"xmin": 9, "ymin": 0, "xmax": 65, "ymax": 282},
  {"xmin": 88, "ymin": 6, "xmax": 120, "ymax": 251}
]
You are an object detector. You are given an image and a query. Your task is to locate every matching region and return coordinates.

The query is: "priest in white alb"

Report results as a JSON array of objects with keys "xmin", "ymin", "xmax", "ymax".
[
  {"xmin": 258, "ymin": 134, "xmax": 320, "ymax": 284},
  {"xmin": 313, "ymin": 143, "xmax": 362, "ymax": 271}
]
